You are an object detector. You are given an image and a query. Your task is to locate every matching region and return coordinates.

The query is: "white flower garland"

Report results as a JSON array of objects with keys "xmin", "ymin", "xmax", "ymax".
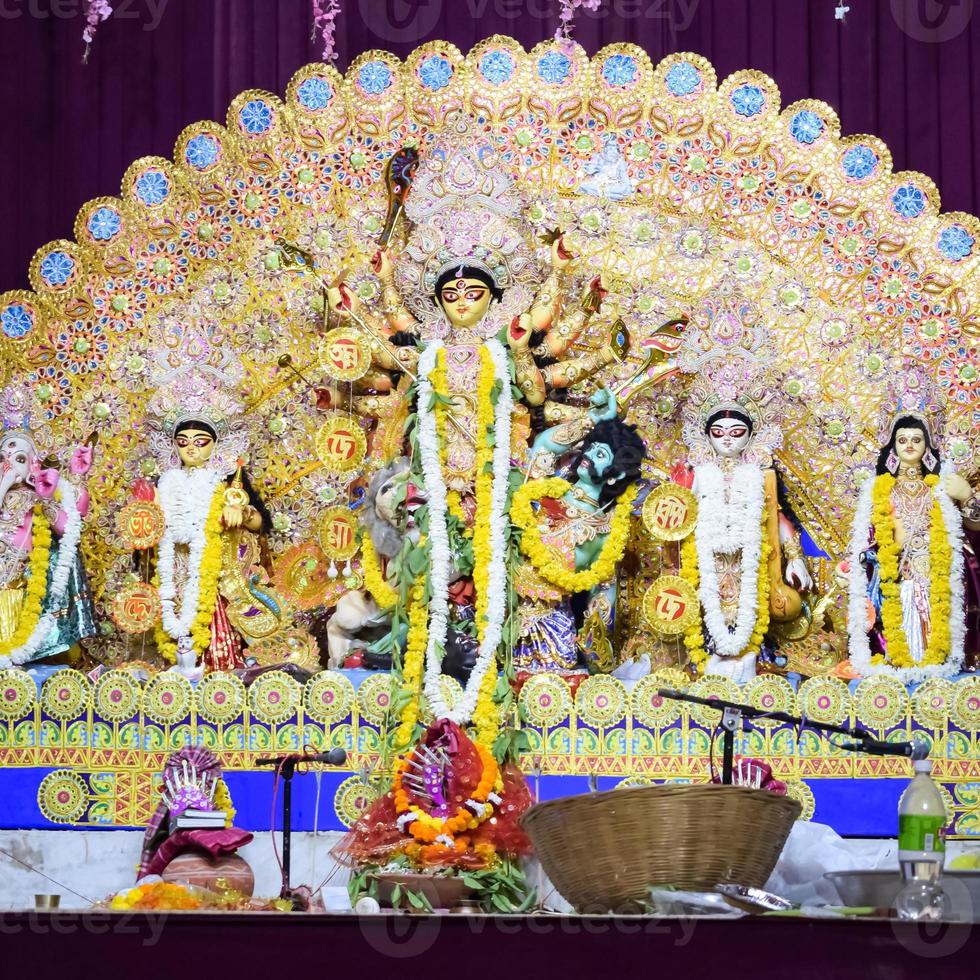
[
  {"xmin": 418, "ymin": 339, "xmax": 513, "ymax": 725},
  {"xmin": 156, "ymin": 467, "xmax": 223, "ymax": 643},
  {"xmin": 848, "ymin": 464, "xmax": 967, "ymax": 682},
  {"xmin": 692, "ymin": 462, "xmax": 766, "ymax": 658},
  {"xmin": 0, "ymin": 479, "xmax": 83, "ymax": 668}
]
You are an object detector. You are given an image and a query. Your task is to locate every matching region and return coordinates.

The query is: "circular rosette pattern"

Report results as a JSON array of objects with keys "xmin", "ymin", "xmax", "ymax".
[
  {"xmin": 196, "ymin": 673, "xmax": 246, "ymax": 725},
  {"xmin": 631, "ymin": 673, "xmax": 682, "ymax": 727},
  {"xmin": 518, "ymin": 674, "xmax": 573, "ymax": 727},
  {"xmin": 142, "ymin": 672, "xmax": 193, "ymax": 725},
  {"xmin": 856, "ymin": 677, "xmax": 909, "ymax": 730},
  {"xmin": 687, "ymin": 676, "xmax": 739, "ymax": 727},
  {"xmin": 40, "ymin": 670, "xmax": 91, "ymax": 721},
  {"xmin": 37, "ymin": 770, "xmax": 89, "ymax": 824},
  {"xmin": 248, "ymin": 672, "xmax": 301, "ymax": 725},
  {"xmin": 746, "ymin": 675, "xmax": 797, "ymax": 727},
  {"xmin": 575, "ymin": 676, "xmax": 628, "ymax": 727},
  {"xmin": 952, "ymin": 677, "xmax": 980, "ymax": 732},
  {"xmin": 911, "ymin": 678, "xmax": 954, "ymax": 730},
  {"xmin": 93, "ymin": 670, "xmax": 141, "ymax": 723},
  {"xmin": 356, "ymin": 673, "xmax": 392, "ymax": 726},
  {"xmin": 797, "ymin": 676, "xmax": 851, "ymax": 726},
  {"xmin": 783, "ymin": 780, "xmax": 815, "ymax": 821},
  {"xmin": 0, "ymin": 669, "xmax": 37, "ymax": 720},
  {"xmin": 334, "ymin": 776, "xmax": 380, "ymax": 829},
  {"xmin": 304, "ymin": 671, "xmax": 355, "ymax": 725}
]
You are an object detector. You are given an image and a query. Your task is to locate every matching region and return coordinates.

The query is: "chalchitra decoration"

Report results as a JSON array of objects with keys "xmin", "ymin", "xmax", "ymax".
[{"xmin": 2, "ymin": 40, "xmax": 979, "ymax": 876}]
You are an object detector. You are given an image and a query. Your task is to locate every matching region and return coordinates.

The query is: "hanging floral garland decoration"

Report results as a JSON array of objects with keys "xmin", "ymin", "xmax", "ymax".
[
  {"xmin": 555, "ymin": 0, "xmax": 603, "ymax": 48},
  {"xmin": 82, "ymin": 1, "xmax": 114, "ymax": 62},
  {"xmin": 311, "ymin": 0, "xmax": 343, "ymax": 62}
]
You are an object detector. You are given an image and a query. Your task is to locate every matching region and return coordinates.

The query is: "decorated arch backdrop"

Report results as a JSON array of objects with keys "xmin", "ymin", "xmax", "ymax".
[
  {"xmin": 1, "ymin": 33, "xmax": 979, "ymax": 837},
  {"xmin": 2, "ymin": 0, "xmax": 979, "ymax": 290}
]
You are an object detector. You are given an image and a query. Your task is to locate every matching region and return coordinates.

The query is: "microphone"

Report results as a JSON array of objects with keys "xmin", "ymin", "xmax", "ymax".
[
  {"xmin": 255, "ymin": 748, "xmax": 348, "ymax": 767},
  {"xmin": 837, "ymin": 737, "xmax": 929, "ymax": 760}
]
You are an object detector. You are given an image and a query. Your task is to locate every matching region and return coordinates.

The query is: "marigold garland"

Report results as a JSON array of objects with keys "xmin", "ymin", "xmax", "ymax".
[
  {"xmin": 393, "ymin": 741, "xmax": 502, "ymax": 850},
  {"xmin": 154, "ymin": 485, "xmax": 224, "ymax": 663},
  {"xmin": 470, "ymin": 346, "xmax": 503, "ymax": 747},
  {"xmin": 871, "ymin": 473, "xmax": 951, "ymax": 668},
  {"xmin": 0, "ymin": 505, "xmax": 51, "ymax": 659},
  {"xmin": 360, "ymin": 532, "xmax": 398, "ymax": 610},
  {"xmin": 679, "ymin": 515, "xmax": 771, "ymax": 675},
  {"xmin": 513, "ymin": 477, "xmax": 638, "ymax": 593},
  {"xmin": 394, "ymin": 573, "xmax": 428, "ymax": 750},
  {"xmin": 431, "ymin": 347, "xmax": 466, "ymax": 525}
]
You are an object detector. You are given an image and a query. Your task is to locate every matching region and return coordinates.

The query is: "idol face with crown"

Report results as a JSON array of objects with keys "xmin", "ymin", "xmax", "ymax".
[
  {"xmin": 0, "ymin": 386, "xmax": 95, "ymax": 668},
  {"xmin": 847, "ymin": 367, "xmax": 980, "ymax": 681},
  {"xmin": 670, "ymin": 290, "xmax": 813, "ymax": 683},
  {"xmin": 130, "ymin": 324, "xmax": 294, "ymax": 678}
]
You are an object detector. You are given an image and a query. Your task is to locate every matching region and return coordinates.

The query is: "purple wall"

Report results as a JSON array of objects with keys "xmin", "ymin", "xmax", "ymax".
[{"xmin": 2, "ymin": 0, "xmax": 978, "ymax": 289}]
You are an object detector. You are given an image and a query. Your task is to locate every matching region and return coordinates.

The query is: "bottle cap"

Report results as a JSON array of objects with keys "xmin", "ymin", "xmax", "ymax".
[{"xmin": 913, "ymin": 759, "xmax": 932, "ymax": 774}]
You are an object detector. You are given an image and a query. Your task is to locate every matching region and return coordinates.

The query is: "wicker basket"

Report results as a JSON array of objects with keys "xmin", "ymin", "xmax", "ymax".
[{"xmin": 521, "ymin": 783, "xmax": 801, "ymax": 911}]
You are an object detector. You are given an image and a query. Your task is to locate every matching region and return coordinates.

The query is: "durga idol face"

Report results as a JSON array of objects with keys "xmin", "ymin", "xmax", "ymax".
[
  {"xmin": 707, "ymin": 415, "xmax": 752, "ymax": 460},
  {"xmin": 174, "ymin": 425, "xmax": 217, "ymax": 469},
  {"xmin": 437, "ymin": 277, "xmax": 493, "ymax": 330}
]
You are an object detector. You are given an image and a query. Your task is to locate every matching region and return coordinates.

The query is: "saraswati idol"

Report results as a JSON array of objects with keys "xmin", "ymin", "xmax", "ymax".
[
  {"xmin": 651, "ymin": 289, "xmax": 814, "ymax": 683},
  {"xmin": 119, "ymin": 324, "xmax": 293, "ymax": 678},
  {"xmin": 846, "ymin": 367, "xmax": 979, "ymax": 681},
  {"xmin": 0, "ymin": 386, "xmax": 95, "ymax": 668}
]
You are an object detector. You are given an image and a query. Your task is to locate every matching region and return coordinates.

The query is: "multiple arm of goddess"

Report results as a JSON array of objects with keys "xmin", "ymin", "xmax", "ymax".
[{"xmin": 319, "ymin": 237, "xmax": 620, "ymax": 424}]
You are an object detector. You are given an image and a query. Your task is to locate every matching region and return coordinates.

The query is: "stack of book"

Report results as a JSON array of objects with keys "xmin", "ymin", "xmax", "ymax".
[{"xmin": 171, "ymin": 808, "xmax": 228, "ymax": 832}]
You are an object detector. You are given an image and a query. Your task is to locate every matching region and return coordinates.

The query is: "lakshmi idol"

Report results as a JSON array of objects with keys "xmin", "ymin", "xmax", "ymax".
[
  {"xmin": 847, "ymin": 375, "xmax": 979, "ymax": 681},
  {"xmin": 0, "ymin": 386, "xmax": 95, "ymax": 668},
  {"xmin": 132, "ymin": 329, "xmax": 291, "ymax": 678}
]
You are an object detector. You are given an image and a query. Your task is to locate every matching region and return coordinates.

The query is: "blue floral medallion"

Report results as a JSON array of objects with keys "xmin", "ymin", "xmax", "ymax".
[
  {"xmin": 418, "ymin": 55, "xmax": 453, "ymax": 91},
  {"xmin": 538, "ymin": 51, "xmax": 572, "ymax": 84},
  {"xmin": 602, "ymin": 54, "xmax": 637, "ymax": 88},
  {"xmin": 135, "ymin": 170, "xmax": 170, "ymax": 206},
  {"xmin": 297, "ymin": 76, "xmax": 332, "ymax": 111},
  {"xmin": 87, "ymin": 207, "xmax": 122, "ymax": 241},
  {"xmin": 1, "ymin": 303, "xmax": 33, "ymax": 339},
  {"xmin": 185, "ymin": 134, "xmax": 220, "ymax": 170},
  {"xmin": 479, "ymin": 49, "xmax": 515, "ymax": 85},
  {"xmin": 357, "ymin": 61, "xmax": 392, "ymax": 96},
  {"xmin": 842, "ymin": 144, "xmax": 878, "ymax": 181},
  {"xmin": 938, "ymin": 224, "xmax": 974, "ymax": 261},
  {"xmin": 40, "ymin": 251, "xmax": 75, "ymax": 288},
  {"xmin": 891, "ymin": 184, "xmax": 926, "ymax": 219},
  {"xmin": 239, "ymin": 99, "xmax": 273, "ymax": 135},
  {"xmin": 789, "ymin": 110, "xmax": 824, "ymax": 145},
  {"xmin": 665, "ymin": 61, "xmax": 700, "ymax": 96},
  {"xmin": 730, "ymin": 84, "xmax": 764, "ymax": 117}
]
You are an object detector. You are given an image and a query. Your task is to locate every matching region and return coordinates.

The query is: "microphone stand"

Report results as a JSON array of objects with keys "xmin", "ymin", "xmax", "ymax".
[
  {"xmin": 256, "ymin": 751, "xmax": 347, "ymax": 907},
  {"xmin": 657, "ymin": 688, "xmax": 924, "ymax": 785}
]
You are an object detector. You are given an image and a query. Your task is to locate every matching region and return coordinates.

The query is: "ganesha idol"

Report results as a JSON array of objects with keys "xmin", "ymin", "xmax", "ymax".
[
  {"xmin": 117, "ymin": 334, "xmax": 297, "ymax": 678},
  {"xmin": 0, "ymin": 386, "xmax": 96, "ymax": 668}
]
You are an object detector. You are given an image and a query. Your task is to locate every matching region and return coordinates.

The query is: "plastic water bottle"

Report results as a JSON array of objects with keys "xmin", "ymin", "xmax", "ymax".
[{"xmin": 895, "ymin": 757, "xmax": 946, "ymax": 920}]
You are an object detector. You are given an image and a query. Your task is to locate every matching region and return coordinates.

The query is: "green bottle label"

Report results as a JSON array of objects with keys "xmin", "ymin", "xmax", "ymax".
[{"xmin": 899, "ymin": 814, "xmax": 946, "ymax": 854}]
